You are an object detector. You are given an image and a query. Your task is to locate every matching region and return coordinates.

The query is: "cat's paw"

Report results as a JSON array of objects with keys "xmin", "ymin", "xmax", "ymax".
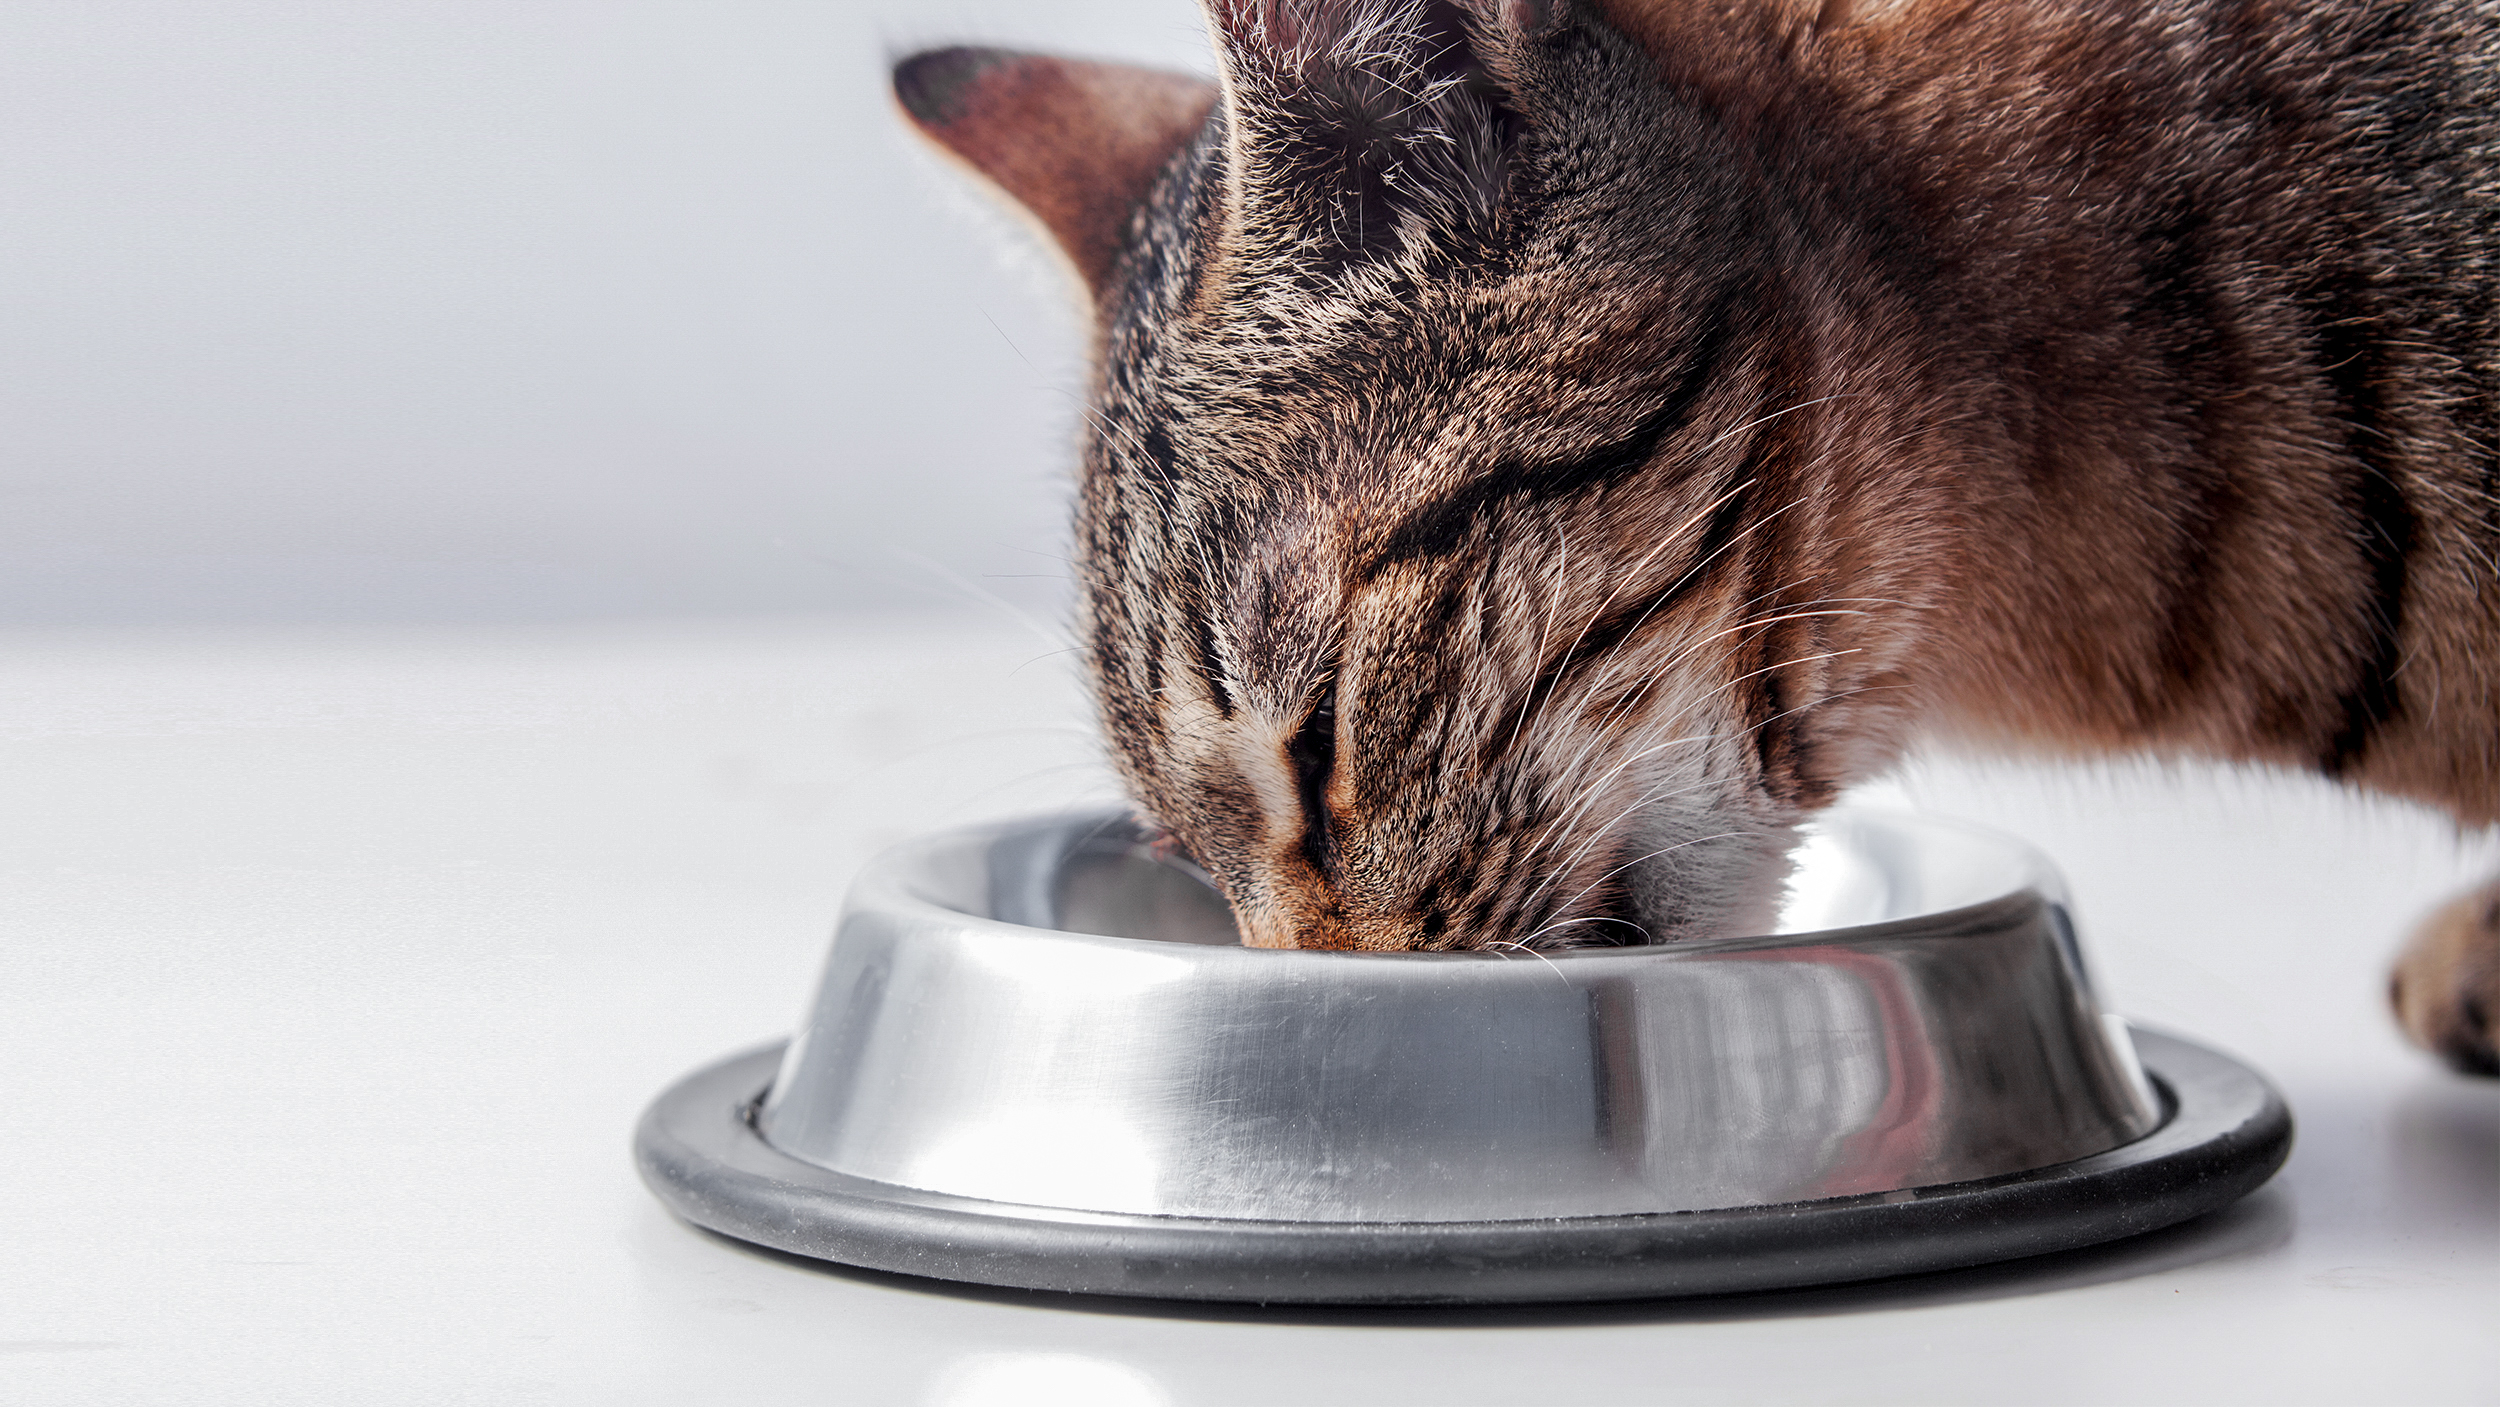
[{"xmin": 2392, "ymin": 878, "xmax": 2500, "ymax": 1077}]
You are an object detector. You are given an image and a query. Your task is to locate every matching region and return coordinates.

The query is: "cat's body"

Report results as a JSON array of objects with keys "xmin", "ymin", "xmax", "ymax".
[{"xmin": 895, "ymin": 0, "xmax": 2500, "ymax": 1072}]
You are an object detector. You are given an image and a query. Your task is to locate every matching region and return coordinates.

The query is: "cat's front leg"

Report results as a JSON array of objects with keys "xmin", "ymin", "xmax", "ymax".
[{"xmin": 2392, "ymin": 879, "xmax": 2500, "ymax": 1076}]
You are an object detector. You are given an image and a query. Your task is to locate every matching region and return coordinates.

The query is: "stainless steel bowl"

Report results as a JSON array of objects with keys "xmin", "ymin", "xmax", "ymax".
[
  {"xmin": 640, "ymin": 806, "xmax": 2290, "ymax": 1302},
  {"xmin": 757, "ymin": 808, "xmax": 2161, "ymax": 1223}
]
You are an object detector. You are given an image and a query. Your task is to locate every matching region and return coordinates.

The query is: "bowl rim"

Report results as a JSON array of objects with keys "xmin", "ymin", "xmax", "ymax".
[
  {"xmin": 848, "ymin": 804, "xmax": 2070, "ymax": 964},
  {"xmin": 636, "ymin": 1025, "xmax": 2289, "ymax": 1305}
]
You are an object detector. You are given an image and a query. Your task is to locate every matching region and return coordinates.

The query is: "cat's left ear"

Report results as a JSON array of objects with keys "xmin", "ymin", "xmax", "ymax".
[{"xmin": 894, "ymin": 49, "xmax": 1219, "ymax": 297}]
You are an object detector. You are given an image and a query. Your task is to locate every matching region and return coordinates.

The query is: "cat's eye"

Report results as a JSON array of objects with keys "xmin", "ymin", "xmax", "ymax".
[{"xmin": 1286, "ymin": 679, "xmax": 1339, "ymax": 873}]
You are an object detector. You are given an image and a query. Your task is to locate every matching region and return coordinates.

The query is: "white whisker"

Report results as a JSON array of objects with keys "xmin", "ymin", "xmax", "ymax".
[
  {"xmin": 1482, "ymin": 939, "xmax": 1577, "ymax": 986},
  {"xmin": 1504, "ymin": 518, "xmax": 1571, "ymax": 755},
  {"xmin": 1531, "ymin": 831, "xmax": 1751, "ymax": 940}
]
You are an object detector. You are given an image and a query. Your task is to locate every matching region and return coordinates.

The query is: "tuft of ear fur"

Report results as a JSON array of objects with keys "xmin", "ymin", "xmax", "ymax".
[
  {"xmin": 893, "ymin": 48, "xmax": 1217, "ymax": 296},
  {"xmin": 1203, "ymin": 0, "xmax": 1530, "ymax": 269}
]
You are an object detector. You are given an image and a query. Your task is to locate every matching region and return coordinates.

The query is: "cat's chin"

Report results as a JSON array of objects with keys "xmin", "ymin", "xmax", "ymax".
[{"xmin": 1617, "ymin": 818, "xmax": 1803, "ymax": 945}]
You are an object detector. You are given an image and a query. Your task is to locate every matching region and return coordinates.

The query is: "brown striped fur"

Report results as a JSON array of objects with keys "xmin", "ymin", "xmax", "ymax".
[{"xmin": 895, "ymin": 0, "xmax": 2500, "ymax": 1072}]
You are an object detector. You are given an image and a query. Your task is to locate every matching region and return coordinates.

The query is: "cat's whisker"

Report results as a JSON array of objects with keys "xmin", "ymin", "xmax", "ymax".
[
  {"xmin": 1557, "ymin": 576, "xmax": 1829, "ymax": 758},
  {"xmin": 1500, "ymin": 644, "xmax": 1860, "ymax": 924},
  {"xmin": 1541, "ymin": 829, "xmax": 1750, "ymax": 923},
  {"xmin": 1057, "ymin": 389, "xmax": 1162, "ymax": 473},
  {"xmin": 1525, "ymin": 718, "xmax": 1718, "ymax": 863},
  {"xmin": 1520, "ymin": 647, "xmax": 1863, "ymax": 893},
  {"xmin": 891, "ymin": 548, "xmax": 1067, "ymax": 651},
  {"xmin": 1580, "ymin": 608, "xmax": 1869, "ymax": 714},
  {"xmin": 1503, "ymin": 518, "xmax": 1573, "ymax": 756},
  {"xmin": 1533, "ymin": 649, "xmax": 1857, "ymax": 878},
  {"xmin": 1519, "ymin": 772, "xmax": 1729, "ymax": 912},
  {"xmin": 1509, "ymin": 913, "xmax": 1651, "ymax": 953},
  {"xmin": 1545, "ymin": 480, "xmax": 1759, "ymax": 671},
  {"xmin": 1522, "ymin": 730, "xmax": 1724, "ymax": 868},
  {"xmin": 1520, "ymin": 764, "xmax": 1740, "ymax": 884},
  {"xmin": 1571, "ymin": 641, "xmax": 1861, "ymax": 787},
  {"xmin": 1481, "ymin": 938, "xmax": 1577, "ymax": 986},
  {"xmin": 1694, "ymin": 394, "xmax": 1860, "ymax": 456},
  {"xmin": 1554, "ymin": 609, "xmax": 1824, "ymax": 763},
  {"xmin": 1006, "ymin": 645, "xmax": 1092, "ymax": 680},
  {"xmin": 1546, "ymin": 610, "xmax": 1864, "ymax": 803},
  {"xmin": 1500, "ymin": 549, "xmax": 1800, "ymax": 814},
  {"xmin": 1519, "ymin": 683, "xmax": 1849, "ymax": 921},
  {"xmin": 1560, "ymin": 493, "xmax": 1819, "ymax": 703},
  {"xmin": 1505, "ymin": 479, "xmax": 1762, "ymax": 767}
]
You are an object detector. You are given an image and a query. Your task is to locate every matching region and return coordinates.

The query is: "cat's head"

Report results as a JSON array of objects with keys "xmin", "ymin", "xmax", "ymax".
[{"xmin": 897, "ymin": 0, "xmax": 1939, "ymax": 949}]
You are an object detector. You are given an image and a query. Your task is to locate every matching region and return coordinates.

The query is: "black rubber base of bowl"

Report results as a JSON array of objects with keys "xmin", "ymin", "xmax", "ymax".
[{"xmin": 633, "ymin": 1027, "xmax": 2289, "ymax": 1306}]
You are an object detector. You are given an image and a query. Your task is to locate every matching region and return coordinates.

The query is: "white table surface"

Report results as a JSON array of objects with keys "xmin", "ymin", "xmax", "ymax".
[{"xmin": 6, "ymin": 616, "xmax": 2494, "ymax": 1406}]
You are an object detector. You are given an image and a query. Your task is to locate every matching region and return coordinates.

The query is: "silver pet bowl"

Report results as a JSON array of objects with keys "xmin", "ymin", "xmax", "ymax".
[{"xmin": 638, "ymin": 809, "xmax": 2289, "ymax": 1304}]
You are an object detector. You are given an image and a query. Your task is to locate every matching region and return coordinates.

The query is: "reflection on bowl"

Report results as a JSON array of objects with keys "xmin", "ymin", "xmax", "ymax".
[{"xmin": 755, "ymin": 809, "xmax": 2160, "ymax": 1225}]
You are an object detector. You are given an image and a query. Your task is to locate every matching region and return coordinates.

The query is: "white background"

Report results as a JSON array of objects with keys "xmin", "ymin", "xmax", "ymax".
[
  {"xmin": 2, "ymin": 0, "xmax": 1217, "ymax": 625},
  {"xmin": 4, "ymin": 623, "xmax": 2494, "ymax": 1404}
]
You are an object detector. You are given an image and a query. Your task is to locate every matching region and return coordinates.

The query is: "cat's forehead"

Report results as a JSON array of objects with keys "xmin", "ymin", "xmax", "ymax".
[{"xmin": 1127, "ymin": 259, "xmax": 1694, "ymax": 491}]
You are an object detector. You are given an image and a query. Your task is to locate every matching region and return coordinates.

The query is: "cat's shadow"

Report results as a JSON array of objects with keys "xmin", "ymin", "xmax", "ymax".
[{"xmin": 703, "ymin": 1184, "xmax": 2294, "ymax": 1327}]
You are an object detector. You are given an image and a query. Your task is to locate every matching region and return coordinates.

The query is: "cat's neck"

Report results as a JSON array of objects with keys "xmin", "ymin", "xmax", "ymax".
[{"xmin": 1626, "ymin": 0, "xmax": 2500, "ymax": 821}]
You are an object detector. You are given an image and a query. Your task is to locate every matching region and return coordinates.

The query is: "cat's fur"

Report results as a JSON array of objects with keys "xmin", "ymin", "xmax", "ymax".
[{"xmin": 894, "ymin": 0, "xmax": 2500, "ymax": 1073}]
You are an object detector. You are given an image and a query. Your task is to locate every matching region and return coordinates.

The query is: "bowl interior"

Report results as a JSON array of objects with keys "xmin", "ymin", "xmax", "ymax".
[{"xmin": 974, "ymin": 810, "xmax": 2047, "ymax": 947}]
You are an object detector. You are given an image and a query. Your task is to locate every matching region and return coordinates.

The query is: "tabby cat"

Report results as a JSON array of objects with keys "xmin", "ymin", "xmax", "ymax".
[{"xmin": 892, "ymin": 0, "xmax": 2500, "ymax": 1073}]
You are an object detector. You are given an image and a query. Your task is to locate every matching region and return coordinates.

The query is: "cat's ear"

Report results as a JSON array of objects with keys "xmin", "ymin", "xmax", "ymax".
[
  {"xmin": 893, "ymin": 48, "xmax": 1218, "ymax": 296},
  {"xmin": 1199, "ymin": 1, "xmax": 1533, "ymax": 263}
]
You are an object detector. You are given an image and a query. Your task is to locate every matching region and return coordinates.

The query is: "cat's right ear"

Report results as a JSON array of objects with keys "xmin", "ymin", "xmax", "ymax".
[{"xmin": 893, "ymin": 49, "xmax": 1218, "ymax": 298}]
